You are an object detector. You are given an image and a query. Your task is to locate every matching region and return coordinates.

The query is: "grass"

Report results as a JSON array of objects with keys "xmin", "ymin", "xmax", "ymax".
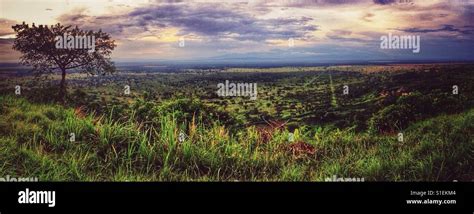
[{"xmin": 0, "ymin": 95, "xmax": 473, "ymax": 181}]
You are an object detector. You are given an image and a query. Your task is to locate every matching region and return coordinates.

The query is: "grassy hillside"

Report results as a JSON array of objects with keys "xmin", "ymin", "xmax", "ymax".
[{"xmin": 0, "ymin": 95, "xmax": 473, "ymax": 181}]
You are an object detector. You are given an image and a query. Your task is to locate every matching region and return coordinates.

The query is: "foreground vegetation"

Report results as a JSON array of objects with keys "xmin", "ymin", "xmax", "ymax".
[
  {"xmin": 1, "ymin": 95, "xmax": 473, "ymax": 181},
  {"xmin": 1, "ymin": 64, "xmax": 473, "ymax": 181}
]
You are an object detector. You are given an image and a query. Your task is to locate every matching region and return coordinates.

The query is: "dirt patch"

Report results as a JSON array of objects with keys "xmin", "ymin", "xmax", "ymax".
[{"xmin": 286, "ymin": 141, "xmax": 316, "ymax": 159}]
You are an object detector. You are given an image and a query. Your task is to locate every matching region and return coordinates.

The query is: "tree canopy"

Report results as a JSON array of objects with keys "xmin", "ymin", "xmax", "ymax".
[{"xmin": 12, "ymin": 22, "xmax": 116, "ymax": 101}]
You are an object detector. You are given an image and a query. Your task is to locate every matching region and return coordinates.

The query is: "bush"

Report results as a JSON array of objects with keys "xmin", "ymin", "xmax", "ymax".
[
  {"xmin": 132, "ymin": 98, "xmax": 239, "ymax": 129},
  {"xmin": 396, "ymin": 92, "xmax": 433, "ymax": 117},
  {"xmin": 154, "ymin": 98, "xmax": 237, "ymax": 127},
  {"xmin": 369, "ymin": 92, "xmax": 463, "ymax": 133},
  {"xmin": 369, "ymin": 104, "xmax": 413, "ymax": 133}
]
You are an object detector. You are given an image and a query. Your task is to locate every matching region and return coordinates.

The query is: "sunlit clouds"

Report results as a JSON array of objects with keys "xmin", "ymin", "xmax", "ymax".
[{"xmin": 1, "ymin": 0, "xmax": 473, "ymax": 62}]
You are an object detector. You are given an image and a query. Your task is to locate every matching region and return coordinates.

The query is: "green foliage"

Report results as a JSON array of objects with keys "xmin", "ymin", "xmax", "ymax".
[
  {"xmin": 369, "ymin": 104, "xmax": 413, "ymax": 133},
  {"xmin": 132, "ymin": 97, "xmax": 238, "ymax": 129},
  {"xmin": 1, "ymin": 95, "xmax": 472, "ymax": 181},
  {"xmin": 369, "ymin": 92, "xmax": 468, "ymax": 133}
]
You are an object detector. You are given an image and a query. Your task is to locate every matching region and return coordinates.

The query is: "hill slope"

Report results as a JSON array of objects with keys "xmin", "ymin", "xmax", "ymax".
[{"xmin": 0, "ymin": 96, "xmax": 472, "ymax": 181}]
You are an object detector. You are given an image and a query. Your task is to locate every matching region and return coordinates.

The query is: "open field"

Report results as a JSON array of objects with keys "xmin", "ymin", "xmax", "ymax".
[{"xmin": 0, "ymin": 63, "xmax": 473, "ymax": 181}]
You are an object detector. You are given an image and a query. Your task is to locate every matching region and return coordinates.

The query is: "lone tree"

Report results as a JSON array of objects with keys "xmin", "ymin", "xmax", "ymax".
[{"xmin": 12, "ymin": 22, "xmax": 116, "ymax": 101}]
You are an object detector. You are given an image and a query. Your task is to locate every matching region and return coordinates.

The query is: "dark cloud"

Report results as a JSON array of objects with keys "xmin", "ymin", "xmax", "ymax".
[
  {"xmin": 58, "ymin": 3, "xmax": 318, "ymax": 41},
  {"xmin": 326, "ymin": 36, "xmax": 371, "ymax": 43},
  {"xmin": 252, "ymin": 0, "xmax": 367, "ymax": 7},
  {"xmin": 399, "ymin": 24, "xmax": 474, "ymax": 35},
  {"xmin": 373, "ymin": 0, "xmax": 395, "ymax": 5},
  {"xmin": 251, "ymin": 0, "xmax": 417, "ymax": 7},
  {"xmin": 417, "ymin": 13, "xmax": 449, "ymax": 21},
  {"xmin": 0, "ymin": 38, "xmax": 14, "ymax": 45}
]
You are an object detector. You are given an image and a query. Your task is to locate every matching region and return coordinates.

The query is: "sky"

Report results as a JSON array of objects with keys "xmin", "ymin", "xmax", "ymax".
[{"xmin": 0, "ymin": 0, "xmax": 473, "ymax": 63}]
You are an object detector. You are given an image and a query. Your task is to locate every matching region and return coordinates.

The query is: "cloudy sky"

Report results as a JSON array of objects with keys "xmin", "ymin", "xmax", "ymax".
[{"xmin": 1, "ymin": 0, "xmax": 473, "ymax": 63}]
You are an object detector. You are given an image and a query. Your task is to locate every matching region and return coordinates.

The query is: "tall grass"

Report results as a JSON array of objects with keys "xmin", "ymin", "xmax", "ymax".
[{"xmin": 0, "ymin": 95, "xmax": 472, "ymax": 181}]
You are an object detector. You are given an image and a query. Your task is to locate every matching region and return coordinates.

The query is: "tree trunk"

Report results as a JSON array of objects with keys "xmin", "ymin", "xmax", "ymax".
[{"xmin": 59, "ymin": 68, "xmax": 67, "ymax": 103}]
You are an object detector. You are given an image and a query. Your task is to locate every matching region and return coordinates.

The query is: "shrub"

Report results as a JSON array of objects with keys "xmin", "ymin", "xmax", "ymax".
[
  {"xmin": 133, "ymin": 98, "xmax": 238, "ymax": 128},
  {"xmin": 369, "ymin": 104, "xmax": 413, "ymax": 133},
  {"xmin": 369, "ymin": 92, "xmax": 452, "ymax": 133}
]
